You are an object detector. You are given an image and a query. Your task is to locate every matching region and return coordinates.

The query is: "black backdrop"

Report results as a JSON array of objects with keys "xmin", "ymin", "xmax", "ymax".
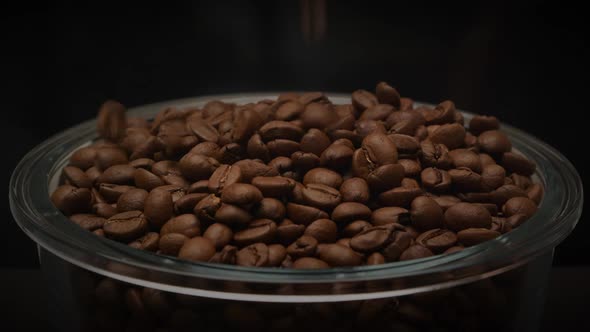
[{"xmin": 2, "ymin": 1, "xmax": 587, "ymax": 268}]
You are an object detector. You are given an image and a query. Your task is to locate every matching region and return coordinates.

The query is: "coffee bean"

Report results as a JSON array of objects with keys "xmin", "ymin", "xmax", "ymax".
[
  {"xmin": 490, "ymin": 184, "xmax": 528, "ymax": 206},
  {"xmin": 397, "ymin": 159, "xmax": 421, "ymax": 178},
  {"xmin": 161, "ymin": 214, "xmax": 200, "ymax": 237},
  {"xmin": 209, "ymin": 245, "xmax": 238, "ymax": 265},
  {"xmin": 527, "ymin": 183, "xmax": 544, "ymax": 205},
  {"xmin": 366, "ymin": 252, "xmax": 386, "ymax": 265},
  {"xmin": 287, "ymin": 235, "xmax": 318, "ymax": 258},
  {"xmin": 349, "ymin": 223, "xmax": 405, "ymax": 253},
  {"xmin": 69, "ymin": 214, "xmax": 106, "ymax": 231},
  {"xmin": 410, "ymin": 196, "xmax": 444, "ymax": 230},
  {"xmin": 420, "ymin": 140, "xmax": 453, "ymax": 169},
  {"xmin": 189, "ymin": 142, "xmax": 221, "ymax": 159},
  {"xmin": 337, "ymin": 238, "xmax": 352, "ymax": 248},
  {"xmin": 339, "ymin": 177, "xmax": 370, "ymax": 204},
  {"xmin": 416, "ymin": 229, "xmax": 457, "ymax": 253},
  {"xmin": 444, "ymin": 203, "xmax": 492, "ymax": 231},
  {"xmin": 63, "ymin": 166, "xmax": 92, "ymax": 188},
  {"xmin": 69, "ymin": 147, "xmax": 97, "ymax": 170},
  {"xmin": 481, "ymin": 164, "xmax": 506, "ymax": 191},
  {"xmin": 400, "ymin": 245, "xmax": 434, "ymax": 261},
  {"xmin": 292, "ymin": 257, "xmax": 330, "ymax": 269},
  {"xmin": 318, "ymin": 244, "xmax": 362, "ymax": 266},
  {"xmin": 286, "ymin": 203, "xmax": 329, "ymax": 225},
  {"xmin": 234, "ymin": 219, "xmax": 277, "ymax": 246},
  {"xmin": 502, "ymin": 197, "xmax": 537, "ymax": 219},
  {"xmin": 449, "ymin": 149, "xmax": 482, "ymax": 173},
  {"xmin": 132, "ymin": 169, "xmax": 163, "ymax": 191},
  {"xmin": 276, "ymin": 100, "xmax": 304, "ymax": 120},
  {"xmin": 302, "ymin": 168, "xmax": 343, "ymax": 189},
  {"xmin": 267, "ymin": 139, "xmax": 300, "ymax": 157},
  {"xmin": 259, "ymin": 120, "xmax": 304, "ymax": 142},
  {"xmin": 85, "ymin": 166, "xmax": 102, "ymax": 184},
  {"xmin": 208, "ymin": 164, "xmax": 242, "ymax": 194},
  {"xmin": 247, "ymin": 134, "xmax": 270, "ymax": 161},
  {"xmin": 179, "ymin": 153, "xmax": 220, "ymax": 181},
  {"xmin": 267, "ymin": 244, "xmax": 287, "ymax": 267},
  {"xmin": 491, "ymin": 217, "xmax": 513, "ymax": 234},
  {"xmin": 331, "ymin": 202, "xmax": 372, "ymax": 224},
  {"xmin": 444, "ymin": 246, "xmax": 464, "ymax": 254},
  {"xmin": 178, "ymin": 237, "xmax": 216, "ymax": 262},
  {"xmin": 421, "ymin": 167, "xmax": 452, "ymax": 192},
  {"xmin": 371, "ymin": 207, "xmax": 410, "ymax": 226},
  {"xmin": 501, "ymin": 152, "xmax": 536, "ymax": 176},
  {"xmin": 360, "ymin": 132, "xmax": 398, "ymax": 169},
  {"xmin": 304, "ymin": 219, "xmax": 338, "ymax": 243},
  {"xmin": 214, "ymin": 203, "xmax": 253, "ymax": 226},
  {"xmin": 95, "ymin": 147, "xmax": 129, "ymax": 171},
  {"xmin": 360, "ymin": 104, "xmax": 395, "ymax": 121},
  {"xmin": 477, "ymin": 130, "xmax": 512, "ymax": 155},
  {"xmin": 457, "ymin": 228, "xmax": 501, "ymax": 246},
  {"xmin": 381, "ymin": 230, "xmax": 413, "ymax": 261},
  {"xmin": 424, "ymin": 100, "xmax": 457, "ymax": 125},
  {"xmin": 276, "ymin": 219, "xmax": 306, "ymax": 244},
  {"xmin": 301, "ymin": 183, "xmax": 342, "ymax": 210},
  {"xmin": 300, "ymin": 129, "xmax": 331, "ymax": 156},
  {"xmin": 97, "ymin": 100, "xmax": 127, "ymax": 141},
  {"xmin": 375, "ymin": 82, "xmax": 401, "ymax": 108},
  {"xmin": 236, "ymin": 243, "xmax": 269, "ymax": 267},
  {"xmin": 449, "ymin": 167, "xmax": 482, "ymax": 192},
  {"xmin": 352, "ymin": 89, "xmax": 378, "ymax": 112},
  {"xmin": 144, "ymin": 188, "xmax": 174, "ymax": 228},
  {"xmin": 117, "ymin": 188, "xmax": 148, "ymax": 212},
  {"xmin": 98, "ymin": 184, "xmax": 134, "ymax": 203},
  {"xmin": 510, "ymin": 173, "xmax": 533, "ymax": 190},
  {"xmin": 174, "ymin": 193, "xmax": 207, "ymax": 214},
  {"xmin": 232, "ymin": 109, "xmax": 264, "ymax": 142},
  {"xmin": 128, "ymin": 158, "xmax": 155, "ymax": 170},
  {"xmin": 469, "ymin": 115, "xmax": 500, "ymax": 135},
  {"xmin": 301, "ymin": 103, "xmax": 339, "ymax": 129},
  {"xmin": 187, "ymin": 118, "xmax": 219, "ymax": 143},
  {"xmin": 129, "ymin": 232, "xmax": 159, "ymax": 251},
  {"xmin": 104, "ymin": 211, "xmax": 149, "ymax": 241},
  {"xmin": 429, "ymin": 123, "xmax": 466, "ymax": 150},
  {"xmin": 250, "ymin": 176, "xmax": 295, "ymax": 198},
  {"xmin": 203, "ymin": 223, "xmax": 233, "ymax": 250},
  {"xmin": 221, "ymin": 183, "xmax": 264, "ymax": 205},
  {"xmin": 378, "ymin": 187, "xmax": 423, "ymax": 207},
  {"xmin": 93, "ymin": 203, "xmax": 118, "ymax": 218},
  {"xmin": 51, "ymin": 185, "xmax": 92, "ymax": 215}
]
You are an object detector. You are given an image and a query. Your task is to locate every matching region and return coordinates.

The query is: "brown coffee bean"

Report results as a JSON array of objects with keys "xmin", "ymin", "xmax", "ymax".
[
  {"xmin": 286, "ymin": 203, "xmax": 329, "ymax": 225},
  {"xmin": 366, "ymin": 163, "xmax": 405, "ymax": 192},
  {"xmin": 304, "ymin": 218, "xmax": 338, "ymax": 243},
  {"xmin": 359, "ymin": 132, "xmax": 398, "ymax": 170},
  {"xmin": 491, "ymin": 217, "xmax": 513, "ymax": 234},
  {"xmin": 501, "ymin": 152, "xmax": 536, "ymax": 176},
  {"xmin": 292, "ymin": 257, "xmax": 330, "ymax": 269},
  {"xmin": 133, "ymin": 168, "xmax": 165, "ymax": 191},
  {"xmin": 352, "ymin": 89, "xmax": 378, "ymax": 111},
  {"xmin": 444, "ymin": 202, "xmax": 492, "ymax": 231},
  {"xmin": 331, "ymin": 202, "xmax": 372, "ymax": 224},
  {"xmin": 143, "ymin": 188, "xmax": 174, "ymax": 228},
  {"xmin": 378, "ymin": 187, "xmax": 423, "ymax": 207},
  {"xmin": 410, "ymin": 196, "xmax": 444, "ymax": 231},
  {"xmin": 349, "ymin": 223, "xmax": 405, "ymax": 253},
  {"xmin": 429, "ymin": 123, "xmax": 466, "ymax": 150},
  {"xmin": 502, "ymin": 196, "xmax": 537, "ymax": 219},
  {"xmin": 319, "ymin": 144, "xmax": 354, "ymax": 171},
  {"xmin": 290, "ymin": 152, "xmax": 318, "ymax": 173},
  {"xmin": 359, "ymin": 104, "xmax": 395, "ymax": 122},
  {"xmin": 301, "ymin": 183, "xmax": 342, "ymax": 210},
  {"xmin": 178, "ymin": 236, "xmax": 216, "ymax": 262},
  {"xmin": 128, "ymin": 158, "xmax": 154, "ymax": 170},
  {"xmin": 449, "ymin": 167, "xmax": 482, "ymax": 192},
  {"xmin": 236, "ymin": 243, "xmax": 269, "ymax": 267},
  {"xmin": 527, "ymin": 183, "xmax": 544, "ymax": 205},
  {"xmin": 234, "ymin": 219, "xmax": 277, "ymax": 246},
  {"xmin": 397, "ymin": 159, "xmax": 421, "ymax": 178},
  {"xmin": 400, "ymin": 245, "xmax": 434, "ymax": 261},
  {"xmin": 203, "ymin": 223, "xmax": 233, "ymax": 250},
  {"xmin": 69, "ymin": 147, "xmax": 97, "ymax": 170},
  {"xmin": 300, "ymin": 128, "xmax": 331, "ymax": 156},
  {"xmin": 69, "ymin": 214, "xmax": 106, "ymax": 231},
  {"xmin": 259, "ymin": 120, "xmax": 304, "ymax": 142},
  {"xmin": 371, "ymin": 207, "xmax": 410, "ymax": 226},
  {"xmin": 208, "ymin": 245, "xmax": 238, "ymax": 265},
  {"xmin": 421, "ymin": 167, "xmax": 452, "ymax": 193},
  {"xmin": 188, "ymin": 180, "xmax": 211, "ymax": 193},
  {"xmin": 375, "ymin": 82, "xmax": 401, "ymax": 108},
  {"xmin": 339, "ymin": 177, "xmax": 370, "ymax": 204},
  {"xmin": 104, "ymin": 211, "xmax": 149, "ymax": 241},
  {"xmin": 246, "ymin": 133, "xmax": 270, "ymax": 161},
  {"xmin": 220, "ymin": 183, "xmax": 264, "ymax": 205},
  {"xmin": 381, "ymin": 230, "xmax": 413, "ymax": 261},
  {"xmin": 95, "ymin": 147, "xmax": 129, "ymax": 171},
  {"xmin": 366, "ymin": 252, "xmax": 386, "ymax": 265},
  {"xmin": 416, "ymin": 229, "xmax": 457, "ymax": 253},
  {"xmin": 189, "ymin": 142, "xmax": 221, "ymax": 159},
  {"xmin": 469, "ymin": 115, "xmax": 500, "ymax": 135},
  {"xmin": 420, "ymin": 140, "xmax": 453, "ymax": 169},
  {"xmin": 277, "ymin": 219, "xmax": 306, "ymax": 244},
  {"xmin": 477, "ymin": 130, "xmax": 512, "ymax": 155},
  {"xmin": 85, "ymin": 166, "xmax": 102, "ymax": 184},
  {"xmin": 51, "ymin": 185, "xmax": 93, "ymax": 215},
  {"xmin": 457, "ymin": 228, "xmax": 501, "ymax": 246},
  {"xmin": 267, "ymin": 244, "xmax": 287, "ymax": 267},
  {"xmin": 444, "ymin": 246, "xmax": 464, "ymax": 254},
  {"xmin": 129, "ymin": 232, "xmax": 159, "ymax": 251},
  {"xmin": 97, "ymin": 184, "xmax": 131, "ymax": 203},
  {"xmin": 299, "ymin": 103, "xmax": 338, "ymax": 130},
  {"xmin": 318, "ymin": 244, "xmax": 362, "ymax": 266},
  {"xmin": 267, "ymin": 139, "xmax": 300, "ymax": 157},
  {"xmin": 251, "ymin": 176, "xmax": 295, "ymax": 197},
  {"xmin": 174, "ymin": 193, "xmax": 207, "ymax": 214},
  {"xmin": 117, "ymin": 188, "xmax": 148, "ymax": 212},
  {"xmin": 97, "ymin": 100, "xmax": 127, "ymax": 141},
  {"xmin": 481, "ymin": 164, "xmax": 506, "ymax": 191},
  {"xmin": 179, "ymin": 153, "xmax": 219, "ymax": 181},
  {"xmin": 510, "ymin": 173, "xmax": 533, "ymax": 190},
  {"xmin": 160, "ymin": 214, "xmax": 200, "ymax": 238},
  {"xmin": 337, "ymin": 238, "xmax": 352, "ymax": 248},
  {"xmin": 187, "ymin": 118, "xmax": 219, "ymax": 143},
  {"xmin": 287, "ymin": 235, "xmax": 318, "ymax": 258},
  {"xmin": 340, "ymin": 221, "xmax": 370, "ymax": 238},
  {"xmin": 449, "ymin": 149, "xmax": 482, "ymax": 173},
  {"xmin": 276, "ymin": 100, "xmax": 304, "ymax": 120},
  {"xmin": 491, "ymin": 184, "xmax": 528, "ymax": 206},
  {"xmin": 303, "ymin": 168, "xmax": 343, "ymax": 189},
  {"xmin": 93, "ymin": 203, "xmax": 118, "ymax": 218},
  {"xmin": 208, "ymin": 164, "xmax": 242, "ymax": 194},
  {"xmin": 214, "ymin": 203, "xmax": 253, "ymax": 226},
  {"xmin": 63, "ymin": 166, "xmax": 92, "ymax": 188}
]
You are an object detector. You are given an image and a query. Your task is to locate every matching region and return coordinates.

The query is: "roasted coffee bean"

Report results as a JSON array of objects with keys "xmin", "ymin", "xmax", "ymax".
[
  {"xmin": 187, "ymin": 118, "xmax": 219, "ymax": 143},
  {"xmin": 117, "ymin": 188, "xmax": 148, "ymax": 212},
  {"xmin": 301, "ymin": 183, "xmax": 342, "ymax": 210},
  {"xmin": 510, "ymin": 173, "xmax": 533, "ymax": 190},
  {"xmin": 188, "ymin": 180, "xmax": 210, "ymax": 193},
  {"xmin": 527, "ymin": 183, "xmax": 544, "ymax": 205},
  {"xmin": 502, "ymin": 196, "xmax": 537, "ymax": 219},
  {"xmin": 287, "ymin": 203, "xmax": 329, "ymax": 225},
  {"xmin": 63, "ymin": 166, "xmax": 92, "ymax": 188},
  {"xmin": 430, "ymin": 195, "xmax": 461, "ymax": 212},
  {"xmin": 174, "ymin": 193, "xmax": 207, "ymax": 214},
  {"xmin": 366, "ymin": 252, "xmax": 386, "ymax": 265},
  {"xmin": 161, "ymin": 214, "xmax": 200, "ymax": 237},
  {"xmin": 457, "ymin": 228, "xmax": 501, "ymax": 246},
  {"xmin": 95, "ymin": 147, "xmax": 129, "ymax": 171},
  {"xmin": 416, "ymin": 229, "xmax": 457, "ymax": 253},
  {"xmin": 159, "ymin": 233, "xmax": 188, "ymax": 255},
  {"xmin": 331, "ymin": 202, "xmax": 372, "ymax": 224},
  {"xmin": 178, "ymin": 236, "xmax": 216, "ymax": 262},
  {"xmin": 428, "ymin": 123, "xmax": 466, "ymax": 150},
  {"xmin": 275, "ymin": 100, "xmax": 304, "ymax": 120},
  {"xmin": 397, "ymin": 159, "xmax": 421, "ymax": 178},
  {"xmin": 189, "ymin": 142, "xmax": 221, "ymax": 159},
  {"xmin": 221, "ymin": 183, "xmax": 264, "ymax": 205},
  {"xmin": 449, "ymin": 149, "xmax": 482, "ymax": 173},
  {"xmin": 304, "ymin": 218, "xmax": 338, "ymax": 243},
  {"xmin": 337, "ymin": 238, "xmax": 352, "ymax": 248},
  {"xmin": 93, "ymin": 203, "xmax": 118, "ymax": 218},
  {"xmin": 247, "ymin": 134, "xmax": 270, "ymax": 161},
  {"xmin": 318, "ymin": 244, "xmax": 362, "ymax": 266},
  {"xmin": 300, "ymin": 103, "xmax": 339, "ymax": 130},
  {"xmin": 259, "ymin": 120, "xmax": 304, "ymax": 142},
  {"xmin": 375, "ymin": 82, "xmax": 401, "ymax": 108},
  {"xmin": 444, "ymin": 203, "xmax": 492, "ymax": 231},
  {"xmin": 144, "ymin": 188, "xmax": 174, "ymax": 228},
  {"xmin": 267, "ymin": 139, "xmax": 300, "ymax": 157},
  {"xmin": 469, "ymin": 115, "xmax": 500, "ymax": 135},
  {"xmin": 491, "ymin": 217, "xmax": 513, "ymax": 234},
  {"xmin": 481, "ymin": 164, "xmax": 506, "ymax": 191},
  {"xmin": 449, "ymin": 167, "xmax": 482, "ymax": 192},
  {"xmin": 349, "ymin": 223, "xmax": 405, "ymax": 253},
  {"xmin": 366, "ymin": 163, "xmax": 405, "ymax": 192},
  {"xmin": 291, "ymin": 151, "xmax": 320, "ymax": 172},
  {"xmin": 214, "ymin": 203, "xmax": 253, "ymax": 226},
  {"xmin": 155, "ymin": 185, "xmax": 186, "ymax": 203},
  {"xmin": 236, "ymin": 243, "xmax": 269, "ymax": 267},
  {"xmin": 352, "ymin": 89, "xmax": 378, "ymax": 112},
  {"xmin": 253, "ymin": 198, "xmax": 285, "ymax": 221},
  {"xmin": 234, "ymin": 219, "xmax": 277, "ymax": 246},
  {"xmin": 339, "ymin": 177, "xmax": 370, "ymax": 204},
  {"xmin": 400, "ymin": 245, "xmax": 434, "ymax": 261},
  {"xmin": 502, "ymin": 152, "xmax": 536, "ymax": 176},
  {"xmin": 208, "ymin": 164, "xmax": 242, "ymax": 194},
  {"xmin": 410, "ymin": 196, "xmax": 444, "ymax": 230},
  {"xmin": 203, "ymin": 223, "xmax": 233, "ymax": 250},
  {"xmin": 371, "ymin": 207, "xmax": 410, "ymax": 226},
  {"xmin": 179, "ymin": 153, "xmax": 219, "ymax": 181},
  {"xmin": 421, "ymin": 167, "xmax": 452, "ymax": 192},
  {"xmin": 356, "ymin": 132, "xmax": 398, "ymax": 175},
  {"xmin": 98, "ymin": 183, "xmax": 134, "ymax": 203},
  {"xmin": 360, "ymin": 104, "xmax": 395, "ymax": 121},
  {"xmin": 209, "ymin": 245, "xmax": 238, "ymax": 265},
  {"xmin": 251, "ymin": 176, "xmax": 295, "ymax": 198},
  {"xmin": 476, "ymin": 203, "xmax": 499, "ymax": 215},
  {"xmin": 85, "ymin": 166, "xmax": 102, "ymax": 184},
  {"xmin": 491, "ymin": 184, "xmax": 528, "ymax": 206},
  {"xmin": 292, "ymin": 257, "xmax": 330, "ymax": 269},
  {"xmin": 378, "ymin": 187, "xmax": 423, "ymax": 207},
  {"xmin": 104, "ymin": 211, "xmax": 148, "ymax": 241},
  {"xmin": 477, "ymin": 130, "xmax": 512, "ymax": 155},
  {"xmin": 97, "ymin": 100, "xmax": 127, "ymax": 141},
  {"xmin": 69, "ymin": 147, "xmax": 97, "ymax": 170},
  {"xmin": 134, "ymin": 168, "xmax": 165, "ymax": 191},
  {"xmin": 128, "ymin": 158, "xmax": 154, "ymax": 170},
  {"xmin": 51, "ymin": 185, "xmax": 93, "ymax": 215},
  {"xmin": 340, "ymin": 220, "xmax": 371, "ymax": 238},
  {"xmin": 267, "ymin": 244, "xmax": 287, "ymax": 267},
  {"xmin": 129, "ymin": 232, "xmax": 159, "ymax": 251},
  {"xmin": 389, "ymin": 134, "xmax": 420, "ymax": 156},
  {"xmin": 381, "ymin": 230, "xmax": 413, "ymax": 261},
  {"xmin": 287, "ymin": 235, "xmax": 318, "ymax": 258},
  {"xmin": 69, "ymin": 214, "xmax": 106, "ymax": 231},
  {"xmin": 300, "ymin": 128, "xmax": 331, "ymax": 156},
  {"xmin": 420, "ymin": 140, "xmax": 453, "ymax": 169},
  {"xmin": 277, "ymin": 219, "xmax": 306, "ymax": 244},
  {"xmin": 303, "ymin": 168, "xmax": 343, "ymax": 189}
]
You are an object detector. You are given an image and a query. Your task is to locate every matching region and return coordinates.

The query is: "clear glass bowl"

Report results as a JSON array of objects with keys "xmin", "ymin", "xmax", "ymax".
[{"xmin": 10, "ymin": 94, "xmax": 583, "ymax": 332}]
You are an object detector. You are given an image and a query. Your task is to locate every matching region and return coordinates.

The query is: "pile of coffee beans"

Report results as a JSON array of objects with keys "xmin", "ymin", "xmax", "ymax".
[{"xmin": 51, "ymin": 83, "xmax": 542, "ymax": 268}]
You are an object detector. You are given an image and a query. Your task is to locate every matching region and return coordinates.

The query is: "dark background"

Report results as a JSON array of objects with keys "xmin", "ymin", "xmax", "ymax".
[{"xmin": 2, "ymin": 1, "xmax": 587, "ymax": 269}]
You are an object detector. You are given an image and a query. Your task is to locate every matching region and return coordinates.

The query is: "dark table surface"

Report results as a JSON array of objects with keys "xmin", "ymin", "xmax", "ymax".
[{"xmin": 3, "ymin": 266, "xmax": 589, "ymax": 331}]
